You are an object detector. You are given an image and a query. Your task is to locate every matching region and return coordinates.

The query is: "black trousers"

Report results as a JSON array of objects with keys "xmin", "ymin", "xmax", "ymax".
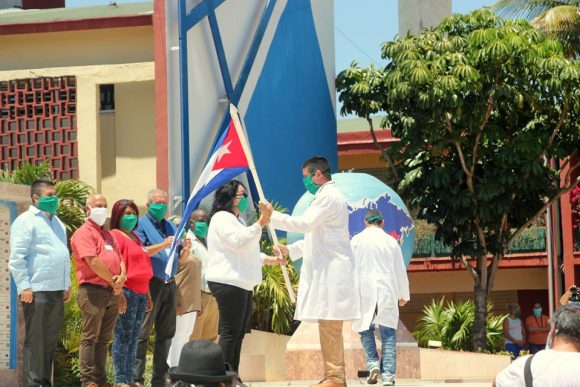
[
  {"xmin": 134, "ymin": 277, "xmax": 177, "ymax": 387},
  {"xmin": 22, "ymin": 291, "xmax": 64, "ymax": 387},
  {"xmin": 208, "ymin": 281, "xmax": 253, "ymax": 373}
]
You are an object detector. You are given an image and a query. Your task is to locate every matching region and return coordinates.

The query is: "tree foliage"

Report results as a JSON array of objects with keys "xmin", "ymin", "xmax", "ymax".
[
  {"xmin": 0, "ymin": 161, "xmax": 94, "ymax": 236},
  {"xmin": 337, "ymin": 8, "xmax": 580, "ymax": 350},
  {"xmin": 494, "ymin": 0, "xmax": 580, "ymax": 57},
  {"xmin": 251, "ymin": 203, "xmax": 300, "ymax": 335}
]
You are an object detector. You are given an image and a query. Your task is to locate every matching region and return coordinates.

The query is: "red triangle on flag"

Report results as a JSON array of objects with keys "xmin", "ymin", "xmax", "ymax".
[{"xmin": 212, "ymin": 120, "xmax": 249, "ymax": 170}]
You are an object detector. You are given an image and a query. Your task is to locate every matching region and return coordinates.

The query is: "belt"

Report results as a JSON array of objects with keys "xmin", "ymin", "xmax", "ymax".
[
  {"xmin": 153, "ymin": 276, "xmax": 175, "ymax": 284},
  {"xmin": 80, "ymin": 282, "xmax": 113, "ymax": 292}
]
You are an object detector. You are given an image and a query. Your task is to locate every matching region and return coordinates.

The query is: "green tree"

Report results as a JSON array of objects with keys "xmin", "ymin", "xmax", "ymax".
[
  {"xmin": 337, "ymin": 9, "xmax": 580, "ymax": 350},
  {"xmin": 336, "ymin": 63, "xmax": 400, "ymax": 184},
  {"xmin": 494, "ymin": 0, "xmax": 580, "ymax": 57}
]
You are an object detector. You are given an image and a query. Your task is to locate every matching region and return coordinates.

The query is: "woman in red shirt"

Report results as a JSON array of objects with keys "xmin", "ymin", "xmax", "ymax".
[
  {"xmin": 109, "ymin": 199, "xmax": 156, "ymax": 387},
  {"xmin": 525, "ymin": 300, "xmax": 550, "ymax": 354}
]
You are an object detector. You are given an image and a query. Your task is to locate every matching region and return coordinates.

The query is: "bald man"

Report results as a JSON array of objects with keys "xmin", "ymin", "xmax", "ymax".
[{"xmin": 71, "ymin": 194, "xmax": 126, "ymax": 387}]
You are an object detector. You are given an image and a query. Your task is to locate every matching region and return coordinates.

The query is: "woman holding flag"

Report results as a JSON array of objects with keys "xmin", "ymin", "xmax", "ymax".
[{"xmin": 205, "ymin": 179, "xmax": 278, "ymax": 386}]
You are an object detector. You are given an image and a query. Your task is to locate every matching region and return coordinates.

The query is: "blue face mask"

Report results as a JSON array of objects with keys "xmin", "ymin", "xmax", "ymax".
[{"xmin": 533, "ymin": 307, "xmax": 542, "ymax": 318}]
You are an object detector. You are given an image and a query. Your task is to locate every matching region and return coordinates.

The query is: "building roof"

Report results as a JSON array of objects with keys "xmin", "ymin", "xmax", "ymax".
[
  {"xmin": 0, "ymin": 2, "xmax": 152, "ymax": 24},
  {"xmin": 337, "ymin": 116, "xmax": 385, "ymax": 133},
  {"xmin": 337, "ymin": 116, "xmax": 398, "ymax": 155},
  {"xmin": 0, "ymin": 1, "xmax": 153, "ymax": 35}
]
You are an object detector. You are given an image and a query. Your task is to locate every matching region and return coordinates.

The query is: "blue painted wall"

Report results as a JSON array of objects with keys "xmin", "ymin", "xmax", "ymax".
[{"xmin": 244, "ymin": 0, "xmax": 337, "ymax": 209}]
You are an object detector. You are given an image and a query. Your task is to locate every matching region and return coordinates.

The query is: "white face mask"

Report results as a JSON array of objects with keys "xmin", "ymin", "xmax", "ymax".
[{"xmin": 89, "ymin": 207, "xmax": 108, "ymax": 226}]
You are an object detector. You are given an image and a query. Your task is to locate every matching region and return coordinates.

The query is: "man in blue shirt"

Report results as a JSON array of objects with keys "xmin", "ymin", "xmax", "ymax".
[
  {"xmin": 133, "ymin": 188, "xmax": 178, "ymax": 387},
  {"xmin": 9, "ymin": 179, "xmax": 71, "ymax": 387}
]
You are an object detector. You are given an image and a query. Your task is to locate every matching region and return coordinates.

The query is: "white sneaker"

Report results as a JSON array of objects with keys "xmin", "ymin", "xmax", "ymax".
[
  {"xmin": 367, "ymin": 367, "xmax": 380, "ymax": 384},
  {"xmin": 382, "ymin": 376, "xmax": 395, "ymax": 386}
]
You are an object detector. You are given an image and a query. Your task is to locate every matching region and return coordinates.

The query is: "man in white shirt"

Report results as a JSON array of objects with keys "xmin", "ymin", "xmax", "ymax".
[
  {"xmin": 494, "ymin": 304, "xmax": 580, "ymax": 387},
  {"xmin": 9, "ymin": 179, "xmax": 71, "ymax": 387},
  {"xmin": 274, "ymin": 156, "xmax": 360, "ymax": 387}
]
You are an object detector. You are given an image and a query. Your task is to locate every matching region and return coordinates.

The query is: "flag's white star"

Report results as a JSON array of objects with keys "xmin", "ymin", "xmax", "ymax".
[{"xmin": 216, "ymin": 141, "xmax": 232, "ymax": 162}]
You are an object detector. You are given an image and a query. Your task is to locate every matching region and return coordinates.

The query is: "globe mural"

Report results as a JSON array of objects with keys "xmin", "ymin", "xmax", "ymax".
[{"xmin": 287, "ymin": 172, "xmax": 415, "ymax": 273}]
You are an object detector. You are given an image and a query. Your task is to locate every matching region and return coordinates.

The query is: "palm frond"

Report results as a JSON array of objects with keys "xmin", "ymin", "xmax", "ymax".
[
  {"xmin": 494, "ymin": 0, "xmax": 580, "ymax": 56},
  {"xmin": 55, "ymin": 180, "xmax": 94, "ymax": 235},
  {"xmin": 494, "ymin": 0, "xmax": 576, "ymax": 20},
  {"xmin": 414, "ymin": 297, "xmax": 506, "ymax": 352}
]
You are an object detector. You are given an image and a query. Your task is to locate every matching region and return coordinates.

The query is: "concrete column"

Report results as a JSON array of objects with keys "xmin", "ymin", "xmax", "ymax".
[
  {"xmin": 398, "ymin": 0, "xmax": 451, "ymax": 37},
  {"xmin": 76, "ymin": 77, "xmax": 101, "ymax": 192}
]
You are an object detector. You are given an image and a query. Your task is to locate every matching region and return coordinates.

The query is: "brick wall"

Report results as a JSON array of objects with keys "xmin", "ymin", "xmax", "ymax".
[{"xmin": 0, "ymin": 76, "xmax": 78, "ymax": 180}]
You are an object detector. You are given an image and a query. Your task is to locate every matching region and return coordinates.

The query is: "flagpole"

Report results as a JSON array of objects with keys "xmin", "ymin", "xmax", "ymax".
[{"xmin": 229, "ymin": 103, "xmax": 296, "ymax": 303}]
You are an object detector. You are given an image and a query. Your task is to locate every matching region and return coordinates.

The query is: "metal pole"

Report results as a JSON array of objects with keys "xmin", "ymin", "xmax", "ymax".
[
  {"xmin": 547, "ymin": 203, "xmax": 555, "ymax": 318},
  {"xmin": 178, "ymin": 0, "xmax": 191, "ymax": 210}
]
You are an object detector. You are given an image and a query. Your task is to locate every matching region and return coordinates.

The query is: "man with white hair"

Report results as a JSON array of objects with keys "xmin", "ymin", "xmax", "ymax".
[{"xmin": 133, "ymin": 189, "xmax": 178, "ymax": 387}]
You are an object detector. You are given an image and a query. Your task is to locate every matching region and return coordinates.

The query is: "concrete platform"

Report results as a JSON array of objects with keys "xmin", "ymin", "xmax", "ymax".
[
  {"xmin": 247, "ymin": 379, "xmax": 492, "ymax": 386},
  {"xmin": 284, "ymin": 321, "xmax": 419, "ymax": 381}
]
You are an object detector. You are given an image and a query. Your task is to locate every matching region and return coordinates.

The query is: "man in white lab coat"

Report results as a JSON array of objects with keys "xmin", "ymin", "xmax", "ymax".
[
  {"xmin": 351, "ymin": 209, "xmax": 410, "ymax": 386},
  {"xmin": 274, "ymin": 156, "xmax": 360, "ymax": 387}
]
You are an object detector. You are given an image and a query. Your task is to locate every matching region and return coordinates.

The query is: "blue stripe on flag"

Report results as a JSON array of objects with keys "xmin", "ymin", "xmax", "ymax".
[{"xmin": 168, "ymin": 166, "xmax": 249, "ymax": 264}]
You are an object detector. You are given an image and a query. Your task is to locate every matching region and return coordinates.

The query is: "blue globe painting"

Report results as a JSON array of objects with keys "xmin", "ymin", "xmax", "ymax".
[{"xmin": 286, "ymin": 172, "xmax": 415, "ymax": 272}]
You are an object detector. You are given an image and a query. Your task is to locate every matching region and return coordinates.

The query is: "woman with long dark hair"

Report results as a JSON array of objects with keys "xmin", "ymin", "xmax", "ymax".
[
  {"xmin": 109, "ymin": 199, "xmax": 157, "ymax": 387},
  {"xmin": 205, "ymin": 180, "xmax": 277, "ymax": 386}
]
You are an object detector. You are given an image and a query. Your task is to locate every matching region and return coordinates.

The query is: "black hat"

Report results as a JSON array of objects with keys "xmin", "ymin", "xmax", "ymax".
[{"xmin": 169, "ymin": 340, "xmax": 237, "ymax": 384}]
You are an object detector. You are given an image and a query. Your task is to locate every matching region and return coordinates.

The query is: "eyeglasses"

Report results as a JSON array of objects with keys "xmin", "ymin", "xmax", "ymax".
[{"xmin": 119, "ymin": 199, "xmax": 135, "ymax": 205}]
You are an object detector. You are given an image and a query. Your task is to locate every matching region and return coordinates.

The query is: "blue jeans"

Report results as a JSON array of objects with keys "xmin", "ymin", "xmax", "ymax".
[
  {"xmin": 505, "ymin": 342, "xmax": 526, "ymax": 359},
  {"xmin": 360, "ymin": 324, "xmax": 396, "ymax": 379},
  {"xmin": 112, "ymin": 288, "xmax": 147, "ymax": 384}
]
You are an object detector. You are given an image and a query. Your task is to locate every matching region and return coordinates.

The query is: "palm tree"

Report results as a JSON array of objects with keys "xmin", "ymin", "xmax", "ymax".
[
  {"xmin": 0, "ymin": 160, "xmax": 94, "ymax": 235},
  {"xmin": 250, "ymin": 202, "xmax": 300, "ymax": 335},
  {"xmin": 413, "ymin": 297, "xmax": 507, "ymax": 352},
  {"xmin": 494, "ymin": 0, "xmax": 580, "ymax": 57}
]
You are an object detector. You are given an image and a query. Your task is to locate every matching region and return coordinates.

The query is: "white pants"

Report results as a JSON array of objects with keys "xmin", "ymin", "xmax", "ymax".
[{"xmin": 167, "ymin": 311, "xmax": 197, "ymax": 367}]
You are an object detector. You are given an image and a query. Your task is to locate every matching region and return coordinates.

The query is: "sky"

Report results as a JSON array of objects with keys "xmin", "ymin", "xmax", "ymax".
[
  {"xmin": 333, "ymin": 0, "xmax": 496, "ymax": 83},
  {"xmin": 67, "ymin": 0, "xmax": 496, "ymax": 76},
  {"xmin": 66, "ymin": 0, "xmax": 497, "ymax": 117}
]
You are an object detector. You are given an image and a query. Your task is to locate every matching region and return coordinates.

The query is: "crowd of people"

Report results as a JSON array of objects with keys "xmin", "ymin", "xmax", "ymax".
[
  {"xmin": 9, "ymin": 155, "xmax": 411, "ymax": 387},
  {"xmin": 9, "ymin": 181, "xmax": 225, "ymax": 387}
]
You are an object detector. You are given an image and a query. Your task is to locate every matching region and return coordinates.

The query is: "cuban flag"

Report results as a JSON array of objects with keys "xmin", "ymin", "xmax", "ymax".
[{"xmin": 165, "ymin": 118, "xmax": 250, "ymax": 276}]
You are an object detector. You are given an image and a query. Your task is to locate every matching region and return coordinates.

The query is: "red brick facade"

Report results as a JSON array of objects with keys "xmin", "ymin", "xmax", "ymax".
[{"xmin": 0, "ymin": 76, "xmax": 78, "ymax": 180}]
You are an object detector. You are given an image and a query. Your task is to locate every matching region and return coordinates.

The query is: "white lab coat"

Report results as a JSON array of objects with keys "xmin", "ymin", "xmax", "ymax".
[
  {"xmin": 271, "ymin": 181, "xmax": 360, "ymax": 322},
  {"xmin": 351, "ymin": 226, "xmax": 410, "ymax": 332}
]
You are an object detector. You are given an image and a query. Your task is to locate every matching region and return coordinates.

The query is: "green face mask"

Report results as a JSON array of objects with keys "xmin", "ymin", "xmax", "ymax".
[
  {"xmin": 303, "ymin": 175, "xmax": 319, "ymax": 195},
  {"xmin": 148, "ymin": 203, "xmax": 167, "ymax": 221},
  {"xmin": 120, "ymin": 214, "xmax": 138, "ymax": 231},
  {"xmin": 37, "ymin": 196, "xmax": 58, "ymax": 214},
  {"xmin": 236, "ymin": 196, "xmax": 249, "ymax": 213},
  {"xmin": 515, "ymin": 310, "xmax": 522, "ymax": 319},
  {"xmin": 193, "ymin": 221, "xmax": 208, "ymax": 238}
]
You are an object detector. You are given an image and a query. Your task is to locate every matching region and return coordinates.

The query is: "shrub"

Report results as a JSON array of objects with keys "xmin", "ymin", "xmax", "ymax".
[{"xmin": 413, "ymin": 297, "xmax": 507, "ymax": 353}]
